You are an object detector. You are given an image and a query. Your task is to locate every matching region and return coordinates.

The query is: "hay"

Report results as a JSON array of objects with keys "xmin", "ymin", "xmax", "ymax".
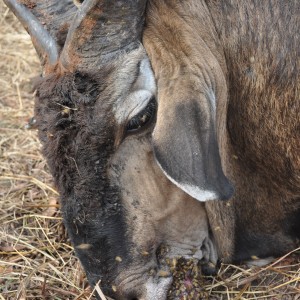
[{"xmin": 0, "ymin": 2, "xmax": 299, "ymax": 299}]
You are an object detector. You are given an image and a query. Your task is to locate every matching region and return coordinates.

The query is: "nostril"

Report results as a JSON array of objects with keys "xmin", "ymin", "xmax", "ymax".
[
  {"xmin": 121, "ymin": 288, "xmax": 141, "ymax": 300},
  {"xmin": 125, "ymin": 292, "xmax": 139, "ymax": 300}
]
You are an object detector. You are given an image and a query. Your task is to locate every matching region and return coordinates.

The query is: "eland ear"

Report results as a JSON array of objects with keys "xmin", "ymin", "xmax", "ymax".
[{"xmin": 152, "ymin": 91, "xmax": 234, "ymax": 202}]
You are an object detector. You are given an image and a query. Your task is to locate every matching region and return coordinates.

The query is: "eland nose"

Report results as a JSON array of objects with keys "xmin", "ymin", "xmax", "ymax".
[{"xmin": 115, "ymin": 276, "xmax": 172, "ymax": 300}]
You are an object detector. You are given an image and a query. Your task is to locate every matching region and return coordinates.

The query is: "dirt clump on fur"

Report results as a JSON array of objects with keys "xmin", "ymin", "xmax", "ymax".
[{"xmin": 166, "ymin": 257, "xmax": 208, "ymax": 300}]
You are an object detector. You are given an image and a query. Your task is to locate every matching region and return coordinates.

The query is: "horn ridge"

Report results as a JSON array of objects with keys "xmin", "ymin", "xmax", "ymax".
[
  {"xmin": 26, "ymin": 0, "xmax": 77, "ymax": 49},
  {"xmin": 61, "ymin": 0, "xmax": 147, "ymax": 69},
  {"xmin": 4, "ymin": 0, "xmax": 59, "ymax": 67}
]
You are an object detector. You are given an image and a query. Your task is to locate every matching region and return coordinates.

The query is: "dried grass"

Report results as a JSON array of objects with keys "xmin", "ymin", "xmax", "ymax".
[{"xmin": 0, "ymin": 2, "xmax": 299, "ymax": 299}]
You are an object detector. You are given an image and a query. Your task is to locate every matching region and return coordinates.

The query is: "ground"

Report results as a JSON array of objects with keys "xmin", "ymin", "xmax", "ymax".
[{"xmin": 0, "ymin": 2, "xmax": 299, "ymax": 300}]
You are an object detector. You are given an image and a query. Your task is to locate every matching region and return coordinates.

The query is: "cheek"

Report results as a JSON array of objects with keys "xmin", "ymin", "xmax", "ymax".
[
  {"xmin": 109, "ymin": 136, "xmax": 167, "ymax": 247},
  {"xmin": 110, "ymin": 135, "xmax": 170, "ymax": 212},
  {"xmin": 109, "ymin": 136, "xmax": 211, "ymax": 250}
]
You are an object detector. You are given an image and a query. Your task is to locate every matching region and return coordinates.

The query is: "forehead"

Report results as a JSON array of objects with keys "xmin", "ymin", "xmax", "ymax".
[
  {"xmin": 35, "ymin": 69, "xmax": 121, "ymax": 188},
  {"xmin": 37, "ymin": 46, "xmax": 150, "ymax": 136},
  {"xmin": 37, "ymin": 69, "xmax": 114, "ymax": 121}
]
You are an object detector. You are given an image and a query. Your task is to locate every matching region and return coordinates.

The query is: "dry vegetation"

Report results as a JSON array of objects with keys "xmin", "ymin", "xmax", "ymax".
[{"xmin": 0, "ymin": 2, "xmax": 299, "ymax": 299}]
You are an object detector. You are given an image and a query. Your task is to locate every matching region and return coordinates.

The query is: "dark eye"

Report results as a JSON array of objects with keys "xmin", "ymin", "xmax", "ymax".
[{"xmin": 126, "ymin": 98, "xmax": 156, "ymax": 133}]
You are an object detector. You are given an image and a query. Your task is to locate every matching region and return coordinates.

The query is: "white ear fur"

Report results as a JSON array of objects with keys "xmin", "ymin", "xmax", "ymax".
[{"xmin": 155, "ymin": 159, "xmax": 218, "ymax": 202}]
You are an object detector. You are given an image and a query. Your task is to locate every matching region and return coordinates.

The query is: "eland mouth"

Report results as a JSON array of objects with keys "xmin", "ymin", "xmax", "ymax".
[{"xmin": 97, "ymin": 241, "xmax": 217, "ymax": 300}]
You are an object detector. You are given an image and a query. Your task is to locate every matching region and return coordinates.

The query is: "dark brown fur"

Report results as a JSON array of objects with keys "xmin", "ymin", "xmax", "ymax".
[
  {"xmin": 209, "ymin": 0, "xmax": 300, "ymax": 261},
  {"xmin": 34, "ymin": 69, "xmax": 138, "ymax": 294},
  {"xmin": 144, "ymin": 0, "xmax": 300, "ymax": 262}
]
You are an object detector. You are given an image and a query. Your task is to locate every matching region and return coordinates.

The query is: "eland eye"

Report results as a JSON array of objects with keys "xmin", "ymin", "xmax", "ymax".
[{"xmin": 126, "ymin": 98, "xmax": 156, "ymax": 133}]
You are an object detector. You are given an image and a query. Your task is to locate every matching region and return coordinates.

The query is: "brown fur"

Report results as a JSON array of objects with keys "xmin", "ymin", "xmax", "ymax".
[{"xmin": 143, "ymin": 0, "xmax": 300, "ymax": 262}]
